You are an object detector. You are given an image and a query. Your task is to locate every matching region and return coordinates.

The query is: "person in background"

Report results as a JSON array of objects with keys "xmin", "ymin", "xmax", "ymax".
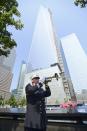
[{"xmin": 24, "ymin": 74, "xmax": 51, "ymax": 131}]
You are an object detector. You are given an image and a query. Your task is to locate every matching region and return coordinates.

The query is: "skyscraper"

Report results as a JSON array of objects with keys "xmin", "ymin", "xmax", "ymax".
[
  {"xmin": 0, "ymin": 56, "xmax": 4, "ymax": 65},
  {"xmin": 61, "ymin": 33, "xmax": 87, "ymax": 92},
  {"xmin": 26, "ymin": 6, "xmax": 76, "ymax": 102},
  {"xmin": 0, "ymin": 65, "xmax": 12, "ymax": 99},
  {"xmin": 28, "ymin": 6, "xmax": 59, "ymax": 70},
  {"xmin": 2, "ymin": 48, "xmax": 16, "ymax": 70},
  {"xmin": 0, "ymin": 48, "xmax": 16, "ymax": 98},
  {"xmin": 15, "ymin": 61, "xmax": 27, "ymax": 99}
]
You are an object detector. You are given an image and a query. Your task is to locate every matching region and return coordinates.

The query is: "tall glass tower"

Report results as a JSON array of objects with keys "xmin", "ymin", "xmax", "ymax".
[
  {"xmin": 26, "ymin": 6, "xmax": 76, "ymax": 102},
  {"xmin": 16, "ymin": 61, "xmax": 27, "ymax": 98},
  {"xmin": 28, "ymin": 6, "xmax": 59, "ymax": 71},
  {"xmin": 61, "ymin": 33, "xmax": 87, "ymax": 92}
]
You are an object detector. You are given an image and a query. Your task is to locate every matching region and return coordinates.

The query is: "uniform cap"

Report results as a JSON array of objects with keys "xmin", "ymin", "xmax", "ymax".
[{"xmin": 31, "ymin": 74, "xmax": 40, "ymax": 80}]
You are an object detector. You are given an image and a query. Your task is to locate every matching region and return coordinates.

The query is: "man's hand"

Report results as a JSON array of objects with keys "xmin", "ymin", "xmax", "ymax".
[
  {"xmin": 39, "ymin": 82, "xmax": 43, "ymax": 87},
  {"xmin": 44, "ymin": 79, "xmax": 48, "ymax": 85},
  {"xmin": 44, "ymin": 80, "xmax": 49, "ymax": 89}
]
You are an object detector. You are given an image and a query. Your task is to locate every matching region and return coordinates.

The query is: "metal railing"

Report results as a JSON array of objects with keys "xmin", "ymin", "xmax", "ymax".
[{"xmin": 0, "ymin": 111, "xmax": 87, "ymax": 131}]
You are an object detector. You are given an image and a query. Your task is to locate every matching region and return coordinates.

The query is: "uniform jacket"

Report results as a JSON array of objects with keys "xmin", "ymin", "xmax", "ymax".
[{"xmin": 24, "ymin": 83, "xmax": 51, "ymax": 129}]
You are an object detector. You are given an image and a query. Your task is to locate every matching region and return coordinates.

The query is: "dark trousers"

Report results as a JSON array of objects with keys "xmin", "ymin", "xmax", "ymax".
[{"xmin": 24, "ymin": 127, "xmax": 46, "ymax": 131}]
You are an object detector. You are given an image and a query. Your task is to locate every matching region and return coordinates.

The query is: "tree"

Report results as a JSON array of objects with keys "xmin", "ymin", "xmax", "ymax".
[
  {"xmin": 7, "ymin": 95, "xmax": 18, "ymax": 107},
  {"xmin": 19, "ymin": 97, "xmax": 26, "ymax": 107},
  {"xmin": 0, "ymin": 0, "xmax": 23, "ymax": 57},
  {"xmin": 74, "ymin": 0, "xmax": 87, "ymax": 7},
  {"xmin": 0, "ymin": 96, "xmax": 4, "ymax": 106}
]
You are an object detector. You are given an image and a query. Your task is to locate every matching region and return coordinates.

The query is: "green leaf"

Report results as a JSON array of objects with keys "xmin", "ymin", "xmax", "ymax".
[{"xmin": 0, "ymin": 0, "xmax": 23, "ymax": 57}]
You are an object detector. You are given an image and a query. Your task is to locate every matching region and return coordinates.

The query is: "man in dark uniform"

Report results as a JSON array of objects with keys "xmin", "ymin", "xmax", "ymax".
[{"xmin": 24, "ymin": 74, "xmax": 51, "ymax": 131}]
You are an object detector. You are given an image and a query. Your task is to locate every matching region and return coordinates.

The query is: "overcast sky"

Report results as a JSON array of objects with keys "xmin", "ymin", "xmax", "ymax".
[{"xmin": 10, "ymin": 0, "xmax": 87, "ymax": 91}]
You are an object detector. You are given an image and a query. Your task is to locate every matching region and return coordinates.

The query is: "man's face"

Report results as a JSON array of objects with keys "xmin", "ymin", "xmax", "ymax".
[{"xmin": 32, "ymin": 78, "xmax": 39, "ymax": 85}]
